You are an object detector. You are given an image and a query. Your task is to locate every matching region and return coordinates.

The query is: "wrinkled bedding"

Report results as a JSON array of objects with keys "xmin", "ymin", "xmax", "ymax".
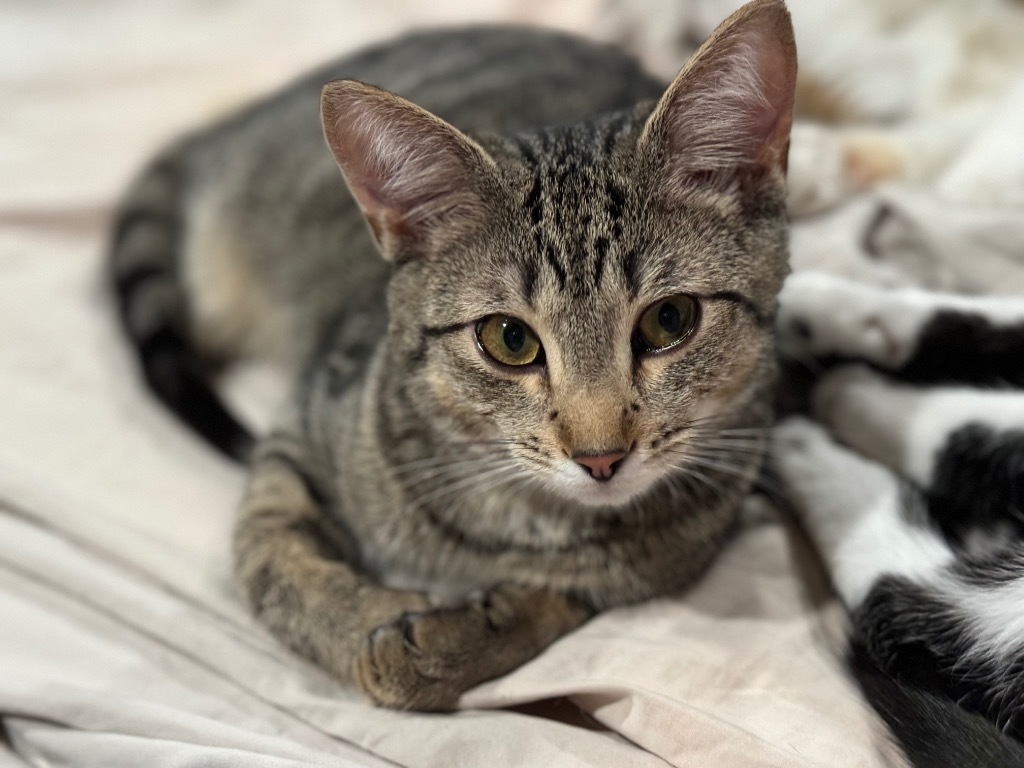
[{"xmin": 3, "ymin": 2, "xmax": 1022, "ymax": 766}]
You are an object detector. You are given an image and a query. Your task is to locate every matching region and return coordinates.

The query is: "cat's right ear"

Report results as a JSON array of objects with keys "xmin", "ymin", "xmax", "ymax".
[
  {"xmin": 638, "ymin": 0, "xmax": 797, "ymax": 200},
  {"xmin": 321, "ymin": 80, "xmax": 495, "ymax": 262}
]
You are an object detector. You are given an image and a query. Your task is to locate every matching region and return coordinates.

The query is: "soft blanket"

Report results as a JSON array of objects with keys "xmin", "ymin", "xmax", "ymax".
[{"xmin": 2, "ymin": 1, "xmax": 1022, "ymax": 766}]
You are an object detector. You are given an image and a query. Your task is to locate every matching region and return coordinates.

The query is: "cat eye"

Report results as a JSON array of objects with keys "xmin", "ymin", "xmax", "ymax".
[
  {"xmin": 633, "ymin": 294, "xmax": 700, "ymax": 354},
  {"xmin": 476, "ymin": 315, "xmax": 544, "ymax": 367}
]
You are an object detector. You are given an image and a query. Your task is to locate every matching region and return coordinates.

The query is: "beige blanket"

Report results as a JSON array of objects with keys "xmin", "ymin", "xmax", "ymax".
[{"xmin": 4, "ymin": 1, "xmax": 1021, "ymax": 765}]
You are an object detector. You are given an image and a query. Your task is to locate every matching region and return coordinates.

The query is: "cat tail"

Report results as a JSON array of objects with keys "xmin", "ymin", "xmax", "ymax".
[
  {"xmin": 108, "ymin": 151, "xmax": 254, "ymax": 462},
  {"xmin": 850, "ymin": 642, "xmax": 1024, "ymax": 768}
]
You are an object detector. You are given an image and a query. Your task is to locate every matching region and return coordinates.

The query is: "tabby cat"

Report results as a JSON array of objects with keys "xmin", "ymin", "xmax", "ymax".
[{"xmin": 110, "ymin": 0, "xmax": 796, "ymax": 710}]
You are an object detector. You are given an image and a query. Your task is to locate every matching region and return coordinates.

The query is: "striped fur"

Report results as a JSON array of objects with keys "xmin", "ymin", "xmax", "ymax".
[
  {"xmin": 110, "ymin": 153, "xmax": 253, "ymax": 459},
  {"xmin": 111, "ymin": 2, "xmax": 797, "ymax": 710}
]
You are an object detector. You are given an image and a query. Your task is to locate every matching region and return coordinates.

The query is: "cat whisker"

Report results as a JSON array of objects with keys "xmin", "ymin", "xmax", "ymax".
[
  {"xmin": 667, "ymin": 452, "xmax": 759, "ymax": 481},
  {"xmin": 399, "ymin": 462, "xmax": 506, "ymax": 485},
  {"xmin": 397, "ymin": 456, "xmax": 517, "ymax": 488},
  {"xmin": 392, "ymin": 449, "xmax": 512, "ymax": 474},
  {"xmin": 694, "ymin": 435, "xmax": 768, "ymax": 446},
  {"xmin": 687, "ymin": 425, "xmax": 772, "ymax": 437},
  {"xmin": 666, "ymin": 463, "xmax": 724, "ymax": 495},
  {"xmin": 683, "ymin": 445, "xmax": 767, "ymax": 460},
  {"xmin": 663, "ymin": 442, "xmax": 765, "ymax": 459},
  {"xmin": 404, "ymin": 463, "xmax": 524, "ymax": 511},
  {"xmin": 652, "ymin": 419, "xmax": 764, "ymax": 449},
  {"xmin": 391, "ymin": 456, "xmax": 503, "ymax": 475},
  {"xmin": 414, "ymin": 470, "xmax": 527, "ymax": 511},
  {"xmin": 676, "ymin": 413, "xmax": 734, "ymax": 430},
  {"xmin": 444, "ymin": 438, "xmax": 521, "ymax": 447},
  {"xmin": 518, "ymin": 452, "xmax": 554, "ymax": 470},
  {"xmin": 683, "ymin": 436, "xmax": 768, "ymax": 449},
  {"xmin": 684, "ymin": 449, "xmax": 766, "ymax": 464},
  {"xmin": 663, "ymin": 472, "xmax": 699, "ymax": 501}
]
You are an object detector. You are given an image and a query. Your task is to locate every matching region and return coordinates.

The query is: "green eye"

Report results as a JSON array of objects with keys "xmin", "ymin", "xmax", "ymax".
[
  {"xmin": 634, "ymin": 294, "xmax": 699, "ymax": 354},
  {"xmin": 476, "ymin": 315, "xmax": 543, "ymax": 367}
]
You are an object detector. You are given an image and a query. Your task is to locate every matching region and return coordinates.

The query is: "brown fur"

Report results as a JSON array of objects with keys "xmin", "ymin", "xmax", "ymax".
[{"xmin": 111, "ymin": 2, "xmax": 796, "ymax": 710}]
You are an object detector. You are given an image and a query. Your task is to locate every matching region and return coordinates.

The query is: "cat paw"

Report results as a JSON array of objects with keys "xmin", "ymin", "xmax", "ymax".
[
  {"xmin": 353, "ymin": 585, "xmax": 584, "ymax": 710},
  {"xmin": 353, "ymin": 589, "xmax": 511, "ymax": 711},
  {"xmin": 772, "ymin": 417, "xmax": 940, "ymax": 608},
  {"xmin": 771, "ymin": 417, "xmax": 838, "ymax": 499},
  {"xmin": 786, "ymin": 126, "xmax": 907, "ymax": 218},
  {"xmin": 776, "ymin": 272, "xmax": 921, "ymax": 368},
  {"xmin": 772, "ymin": 416, "xmax": 898, "ymax": 529},
  {"xmin": 353, "ymin": 611, "xmax": 460, "ymax": 710}
]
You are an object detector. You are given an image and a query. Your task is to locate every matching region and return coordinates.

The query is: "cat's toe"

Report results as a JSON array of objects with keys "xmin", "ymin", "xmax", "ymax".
[{"xmin": 353, "ymin": 609, "xmax": 474, "ymax": 711}]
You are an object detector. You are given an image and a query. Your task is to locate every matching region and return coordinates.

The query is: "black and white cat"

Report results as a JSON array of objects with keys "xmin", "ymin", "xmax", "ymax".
[{"xmin": 774, "ymin": 270, "xmax": 1024, "ymax": 766}]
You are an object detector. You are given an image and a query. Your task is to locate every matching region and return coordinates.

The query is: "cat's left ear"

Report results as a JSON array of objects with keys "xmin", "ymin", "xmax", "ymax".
[
  {"xmin": 321, "ymin": 80, "xmax": 495, "ymax": 262},
  {"xmin": 639, "ymin": 0, "xmax": 797, "ymax": 199}
]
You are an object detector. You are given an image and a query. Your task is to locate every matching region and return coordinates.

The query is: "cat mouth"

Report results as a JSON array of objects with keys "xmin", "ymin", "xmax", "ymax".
[{"xmin": 554, "ymin": 453, "xmax": 664, "ymax": 508}]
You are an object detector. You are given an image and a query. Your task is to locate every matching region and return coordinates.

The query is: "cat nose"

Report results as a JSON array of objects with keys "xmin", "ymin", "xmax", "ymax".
[{"xmin": 573, "ymin": 450, "xmax": 628, "ymax": 482}]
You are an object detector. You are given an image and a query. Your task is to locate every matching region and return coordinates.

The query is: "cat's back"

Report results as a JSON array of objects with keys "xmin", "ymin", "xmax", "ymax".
[
  {"xmin": 175, "ymin": 27, "xmax": 664, "ymax": 367},
  {"xmin": 189, "ymin": 26, "xmax": 664, "ymax": 217},
  {"xmin": 203, "ymin": 26, "xmax": 663, "ymax": 149}
]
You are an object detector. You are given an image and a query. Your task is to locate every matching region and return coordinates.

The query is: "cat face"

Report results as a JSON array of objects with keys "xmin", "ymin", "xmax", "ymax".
[
  {"xmin": 382, "ymin": 135, "xmax": 787, "ymax": 506},
  {"xmin": 322, "ymin": 0, "xmax": 796, "ymax": 507}
]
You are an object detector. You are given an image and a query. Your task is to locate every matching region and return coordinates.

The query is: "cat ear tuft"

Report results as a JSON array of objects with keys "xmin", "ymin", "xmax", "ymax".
[
  {"xmin": 321, "ymin": 80, "xmax": 494, "ymax": 261},
  {"xmin": 640, "ymin": 0, "xmax": 797, "ymax": 197}
]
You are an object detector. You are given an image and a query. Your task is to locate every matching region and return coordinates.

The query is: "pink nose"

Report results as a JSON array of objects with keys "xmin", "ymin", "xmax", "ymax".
[{"xmin": 574, "ymin": 450, "xmax": 627, "ymax": 481}]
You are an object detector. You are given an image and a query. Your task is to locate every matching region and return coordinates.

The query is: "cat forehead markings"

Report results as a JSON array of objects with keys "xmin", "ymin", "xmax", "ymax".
[{"xmin": 507, "ymin": 127, "xmax": 642, "ymax": 306}]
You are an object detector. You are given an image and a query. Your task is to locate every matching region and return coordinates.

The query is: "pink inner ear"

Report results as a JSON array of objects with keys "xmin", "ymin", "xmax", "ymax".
[
  {"xmin": 749, "ymin": 33, "xmax": 795, "ymax": 167},
  {"xmin": 321, "ymin": 80, "xmax": 490, "ymax": 258},
  {"xmin": 649, "ymin": 1, "xmax": 797, "ymax": 182},
  {"xmin": 325, "ymin": 94, "xmax": 456, "ymax": 220}
]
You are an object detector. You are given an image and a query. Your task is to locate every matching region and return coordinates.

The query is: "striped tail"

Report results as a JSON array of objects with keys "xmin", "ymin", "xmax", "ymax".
[{"xmin": 109, "ymin": 154, "xmax": 254, "ymax": 461}]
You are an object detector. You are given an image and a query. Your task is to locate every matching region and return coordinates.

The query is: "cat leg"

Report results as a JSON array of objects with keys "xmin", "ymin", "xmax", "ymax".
[
  {"xmin": 811, "ymin": 365, "xmax": 1024, "ymax": 538},
  {"xmin": 785, "ymin": 105, "xmax": 987, "ymax": 218},
  {"xmin": 236, "ymin": 432, "xmax": 590, "ymax": 710},
  {"xmin": 777, "ymin": 271, "xmax": 1024, "ymax": 384},
  {"xmin": 234, "ymin": 433, "xmax": 430, "ymax": 686},
  {"xmin": 774, "ymin": 418, "xmax": 1024, "ymax": 737},
  {"xmin": 772, "ymin": 417, "xmax": 954, "ymax": 607},
  {"xmin": 353, "ymin": 584, "xmax": 591, "ymax": 711},
  {"xmin": 810, "ymin": 365, "xmax": 1024, "ymax": 485},
  {"xmin": 813, "ymin": 106, "xmax": 989, "ymax": 195}
]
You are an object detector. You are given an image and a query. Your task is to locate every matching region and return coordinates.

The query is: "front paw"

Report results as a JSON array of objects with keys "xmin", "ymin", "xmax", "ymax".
[
  {"xmin": 353, "ymin": 603, "xmax": 490, "ymax": 711},
  {"xmin": 353, "ymin": 586, "xmax": 586, "ymax": 710},
  {"xmin": 776, "ymin": 272, "xmax": 916, "ymax": 367},
  {"xmin": 773, "ymin": 417, "xmax": 900, "ymax": 531}
]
